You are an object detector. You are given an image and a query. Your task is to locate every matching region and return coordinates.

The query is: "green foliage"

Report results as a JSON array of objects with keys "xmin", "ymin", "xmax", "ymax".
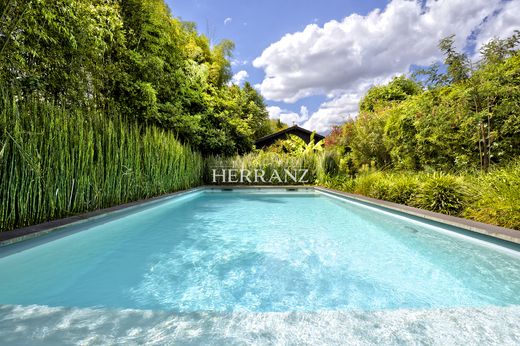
[
  {"xmin": 411, "ymin": 173, "xmax": 469, "ymax": 215},
  {"xmin": 352, "ymin": 171, "xmax": 391, "ymax": 200},
  {"xmin": 318, "ymin": 174, "xmax": 355, "ymax": 192},
  {"xmin": 320, "ymin": 166, "xmax": 520, "ymax": 229},
  {"xmin": 464, "ymin": 162, "xmax": 520, "ymax": 230},
  {"xmin": 438, "ymin": 35, "xmax": 470, "ymax": 84},
  {"xmin": 413, "ymin": 35, "xmax": 471, "ymax": 88},
  {"xmin": 350, "ymin": 111, "xmax": 391, "ymax": 168},
  {"xmin": 328, "ymin": 33, "xmax": 520, "ymax": 172},
  {"xmin": 359, "ymin": 76, "xmax": 422, "ymax": 112},
  {"xmin": 269, "ymin": 133, "xmax": 324, "ymax": 155},
  {"xmin": 383, "ymin": 174, "xmax": 421, "ymax": 205},
  {"xmin": 1, "ymin": 0, "xmax": 125, "ymax": 101},
  {"xmin": 0, "ymin": 0, "xmax": 272, "ymax": 156},
  {"xmin": 479, "ymin": 30, "xmax": 520, "ymax": 65},
  {"xmin": 0, "ymin": 89, "xmax": 203, "ymax": 232},
  {"xmin": 269, "ymin": 119, "xmax": 289, "ymax": 132},
  {"xmin": 337, "ymin": 76, "xmax": 422, "ymax": 169},
  {"xmin": 351, "ymin": 172, "xmax": 420, "ymax": 205},
  {"xmin": 321, "ymin": 151, "xmax": 340, "ymax": 176}
]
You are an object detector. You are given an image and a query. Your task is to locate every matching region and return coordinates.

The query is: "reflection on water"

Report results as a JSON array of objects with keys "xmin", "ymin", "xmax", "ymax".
[{"xmin": 1, "ymin": 304, "xmax": 519, "ymax": 345}]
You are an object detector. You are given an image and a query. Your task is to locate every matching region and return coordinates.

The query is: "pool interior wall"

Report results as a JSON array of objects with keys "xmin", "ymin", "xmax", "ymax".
[{"xmin": 0, "ymin": 187, "xmax": 519, "ymax": 344}]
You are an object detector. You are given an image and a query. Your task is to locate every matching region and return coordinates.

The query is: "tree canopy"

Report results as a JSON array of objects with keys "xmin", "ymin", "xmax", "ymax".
[
  {"xmin": 327, "ymin": 33, "xmax": 520, "ymax": 172},
  {"xmin": 0, "ymin": 0, "xmax": 272, "ymax": 155}
]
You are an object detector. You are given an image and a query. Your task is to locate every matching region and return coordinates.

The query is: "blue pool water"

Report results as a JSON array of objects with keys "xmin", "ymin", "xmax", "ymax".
[{"xmin": 0, "ymin": 189, "xmax": 519, "ymax": 313}]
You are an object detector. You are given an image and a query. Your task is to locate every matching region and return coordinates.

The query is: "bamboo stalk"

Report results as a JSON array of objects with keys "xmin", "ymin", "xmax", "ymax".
[{"xmin": 0, "ymin": 86, "xmax": 203, "ymax": 232}]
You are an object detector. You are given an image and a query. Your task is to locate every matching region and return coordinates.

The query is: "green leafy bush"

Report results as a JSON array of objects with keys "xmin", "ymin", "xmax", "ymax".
[
  {"xmin": 348, "ymin": 171, "xmax": 420, "ymax": 203},
  {"xmin": 317, "ymin": 165, "xmax": 520, "ymax": 229},
  {"xmin": 353, "ymin": 172, "xmax": 391, "ymax": 200},
  {"xmin": 318, "ymin": 175, "xmax": 355, "ymax": 192},
  {"xmin": 383, "ymin": 173, "xmax": 421, "ymax": 204},
  {"xmin": 410, "ymin": 173, "xmax": 469, "ymax": 215},
  {"xmin": 321, "ymin": 151, "xmax": 340, "ymax": 176},
  {"xmin": 464, "ymin": 163, "xmax": 520, "ymax": 229}
]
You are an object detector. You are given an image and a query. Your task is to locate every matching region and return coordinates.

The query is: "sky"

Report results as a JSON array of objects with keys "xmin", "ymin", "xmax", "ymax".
[{"xmin": 168, "ymin": 0, "xmax": 519, "ymax": 134}]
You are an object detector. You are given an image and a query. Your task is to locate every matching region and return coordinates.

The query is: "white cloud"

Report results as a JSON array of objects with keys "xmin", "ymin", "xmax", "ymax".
[
  {"xmin": 267, "ymin": 105, "xmax": 309, "ymax": 126},
  {"xmin": 474, "ymin": 0, "xmax": 520, "ymax": 53},
  {"xmin": 304, "ymin": 79, "xmax": 394, "ymax": 133},
  {"xmin": 230, "ymin": 70, "xmax": 249, "ymax": 85},
  {"xmin": 253, "ymin": 0, "xmax": 501, "ymax": 103},
  {"xmin": 303, "ymin": 93, "xmax": 361, "ymax": 134},
  {"xmin": 254, "ymin": 0, "xmax": 519, "ymax": 132},
  {"xmin": 300, "ymin": 105, "xmax": 309, "ymax": 121},
  {"xmin": 224, "ymin": 17, "xmax": 232, "ymax": 25},
  {"xmin": 266, "ymin": 106, "xmax": 283, "ymax": 119},
  {"xmin": 231, "ymin": 59, "xmax": 248, "ymax": 67}
]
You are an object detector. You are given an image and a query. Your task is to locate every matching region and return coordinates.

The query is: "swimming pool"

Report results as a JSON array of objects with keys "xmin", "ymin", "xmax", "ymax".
[{"xmin": 1, "ymin": 188, "xmax": 519, "ymax": 343}]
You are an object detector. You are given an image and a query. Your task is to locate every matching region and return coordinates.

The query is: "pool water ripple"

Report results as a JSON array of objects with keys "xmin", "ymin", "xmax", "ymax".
[{"xmin": 0, "ymin": 191, "xmax": 519, "ymax": 313}]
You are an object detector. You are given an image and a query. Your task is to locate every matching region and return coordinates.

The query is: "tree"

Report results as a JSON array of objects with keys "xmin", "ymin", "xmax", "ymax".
[
  {"xmin": 412, "ymin": 62, "xmax": 450, "ymax": 89},
  {"xmin": 0, "ymin": 0, "xmax": 125, "ymax": 104},
  {"xmin": 413, "ymin": 35, "xmax": 471, "ymax": 88},
  {"xmin": 359, "ymin": 76, "xmax": 422, "ymax": 112},
  {"xmin": 438, "ymin": 35, "xmax": 470, "ymax": 83},
  {"xmin": 241, "ymin": 82, "xmax": 271, "ymax": 139},
  {"xmin": 330, "ymin": 33, "xmax": 520, "ymax": 172},
  {"xmin": 479, "ymin": 30, "xmax": 520, "ymax": 65},
  {"xmin": 350, "ymin": 111, "xmax": 391, "ymax": 168}
]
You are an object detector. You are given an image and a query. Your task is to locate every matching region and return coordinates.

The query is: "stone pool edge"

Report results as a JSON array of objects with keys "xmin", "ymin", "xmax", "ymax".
[
  {"xmin": 0, "ymin": 186, "xmax": 207, "ymax": 247},
  {"xmin": 315, "ymin": 186, "xmax": 520, "ymax": 245},
  {"xmin": 1, "ymin": 185, "xmax": 518, "ymax": 247}
]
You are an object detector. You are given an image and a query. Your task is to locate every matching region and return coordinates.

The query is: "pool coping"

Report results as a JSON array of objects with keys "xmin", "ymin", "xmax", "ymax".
[
  {"xmin": 314, "ymin": 186, "xmax": 520, "ymax": 245},
  {"xmin": 1, "ymin": 185, "xmax": 518, "ymax": 247},
  {"xmin": 0, "ymin": 187, "xmax": 206, "ymax": 247}
]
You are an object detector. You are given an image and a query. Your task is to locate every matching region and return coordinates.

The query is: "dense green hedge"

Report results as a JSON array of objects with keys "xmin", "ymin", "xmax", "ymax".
[
  {"xmin": 318, "ymin": 162, "xmax": 520, "ymax": 230},
  {"xmin": 0, "ymin": 93, "xmax": 203, "ymax": 232}
]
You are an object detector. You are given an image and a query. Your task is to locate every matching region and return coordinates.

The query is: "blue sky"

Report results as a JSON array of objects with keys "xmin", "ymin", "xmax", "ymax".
[{"xmin": 168, "ymin": 0, "xmax": 519, "ymax": 134}]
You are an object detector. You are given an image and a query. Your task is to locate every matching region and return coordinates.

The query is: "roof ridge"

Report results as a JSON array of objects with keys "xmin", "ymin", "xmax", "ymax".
[{"xmin": 254, "ymin": 125, "xmax": 324, "ymax": 144}]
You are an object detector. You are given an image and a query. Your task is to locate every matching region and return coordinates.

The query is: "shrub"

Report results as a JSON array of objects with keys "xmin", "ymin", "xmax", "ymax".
[
  {"xmin": 350, "ymin": 172, "xmax": 418, "ymax": 203},
  {"xmin": 411, "ymin": 173, "xmax": 469, "ymax": 215},
  {"xmin": 321, "ymin": 151, "xmax": 340, "ymax": 176},
  {"xmin": 463, "ymin": 162, "xmax": 520, "ymax": 230},
  {"xmin": 353, "ymin": 171, "xmax": 392, "ymax": 200},
  {"xmin": 319, "ymin": 174, "xmax": 355, "ymax": 192},
  {"xmin": 384, "ymin": 173, "xmax": 420, "ymax": 204},
  {"xmin": 318, "ymin": 162, "xmax": 520, "ymax": 229}
]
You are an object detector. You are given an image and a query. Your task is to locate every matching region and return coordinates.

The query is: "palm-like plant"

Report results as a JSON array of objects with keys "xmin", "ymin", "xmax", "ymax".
[{"xmin": 281, "ymin": 133, "xmax": 323, "ymax": 156}]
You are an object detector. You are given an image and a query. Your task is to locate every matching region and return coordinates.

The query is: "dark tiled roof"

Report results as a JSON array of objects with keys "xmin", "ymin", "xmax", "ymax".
[{"xmin": 255, "ymin": 125, "xmax": 324, "ymax": 147}]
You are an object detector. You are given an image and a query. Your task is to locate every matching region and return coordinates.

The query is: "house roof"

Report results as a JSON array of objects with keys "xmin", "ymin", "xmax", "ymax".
[{"xmin": 254, "ymin": 125, "xmax": 325, "ymax": 147}]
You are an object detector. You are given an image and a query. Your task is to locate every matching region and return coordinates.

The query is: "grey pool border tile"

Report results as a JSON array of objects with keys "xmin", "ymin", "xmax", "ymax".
[
  {"xmin": 1, "ymin": 185, "xmax": 518, "ymax": 247},
  {"xmin": 314, "ymin": 186, "xmax": 520, "ymax": 245},
  {"xmin": 0, "ymin": 187, "xmax": 206, "ymax": 247}
]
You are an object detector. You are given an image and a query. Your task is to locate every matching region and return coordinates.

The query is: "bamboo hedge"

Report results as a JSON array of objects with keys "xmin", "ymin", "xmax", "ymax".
[{"xmin": 0, "ymin": 91, "xmax": 203, "ymax": 232}]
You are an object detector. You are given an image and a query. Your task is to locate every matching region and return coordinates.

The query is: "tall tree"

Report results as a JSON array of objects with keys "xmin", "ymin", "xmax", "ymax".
[{"xmin": 438, "ymin": 35, "xmax": 470, "ymax": 83}]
